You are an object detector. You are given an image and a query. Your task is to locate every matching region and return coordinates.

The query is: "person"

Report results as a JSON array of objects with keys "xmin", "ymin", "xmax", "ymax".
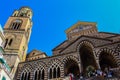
[{"xmin": 69, "ymin": 73, "xmax": 74, "ymax": 80}]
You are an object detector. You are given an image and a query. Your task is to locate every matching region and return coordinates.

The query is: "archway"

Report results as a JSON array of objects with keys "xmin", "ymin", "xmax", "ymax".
[
  {"xmin": 79, "ymin": 45, "xmax": 97, "ymax": 75},
  {"xmin": 99, "ymin": 51, "xmax": 118, "ymax": 71},
  {"xmin": 64, "ymin": 59, "xmax": 80, "ymax": 78}
]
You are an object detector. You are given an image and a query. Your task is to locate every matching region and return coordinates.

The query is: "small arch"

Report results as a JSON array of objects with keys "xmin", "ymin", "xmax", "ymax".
[
  {"xmin": 41, "ymin": 70, "xmax": 44, "ymax": 80},
  {"xmin": 49, "ymin": 68, "xmax": 52, "ymax": 79},
  {"xmin": 53, "ymin": 68, "xmax": 56, "ymax": 78},
  {"xmin": 4, "ymin": 39, "xmax": 8, "ymax": 48},
  {"xmin": 20, "ymin": 71, "xmax": 30, "ymax": 80},
  {"xmin": 33, "ymin": 69, "xmax": 44, "ymax": 80},
  {"xmin": 21, "ymin": 73, "xmax": 24, "ymax": 80},
  {"xmin": 34, "ymin": 70, "xmax": 37, "ymax": 80},
  {"xmin": 8, "ymin": 38, "xmax": 13, "ymax": 46},
  {"xmin": 57, "ymin": 67, "xmax": 60, "ymax": 77},
  {"xmin": 24, "ymin": 72, "xmax": 27, "ymax": 80},
  {"xmin": 10, "ymin": 19, "xmax": 22, "ymax": 30},
  {"xmin": 27, "ymin": 72, "xmax": 30, "ymax": 80},
  {"xmin": 48, "ymin": 59, "xmax": 62, "ymax": 79}
]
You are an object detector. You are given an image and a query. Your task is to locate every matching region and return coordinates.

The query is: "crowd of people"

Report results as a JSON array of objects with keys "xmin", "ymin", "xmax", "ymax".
[{"xmin": 67, "ymin": 69, "xmax": 115, "ymax": 80}]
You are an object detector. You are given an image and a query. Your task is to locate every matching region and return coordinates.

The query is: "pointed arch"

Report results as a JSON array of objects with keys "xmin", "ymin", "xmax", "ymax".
[
  {"xmin": 76, "ymin": 40, "xmax": 98, "ymax": 75},
  {"xmin": 63, "ymin": 55, "xmax": 80, "ymax": 77},
  {"xmin": 97, "ymin": 48, "xmax": 119, "ymax": 71},
  {"xmin": 8, "ymin": 38, "xmax": 13, "ymax": 46},
  {"xmin": 48, "ymin": 58, "xmax": 63, "ymax": 79},
  {"xmin": 76, "ymin": 40, "xmax": 95, "ymax": 54}
]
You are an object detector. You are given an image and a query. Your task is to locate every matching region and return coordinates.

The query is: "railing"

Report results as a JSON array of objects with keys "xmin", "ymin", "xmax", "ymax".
[{"xmin": 0, "ymin": 63, "xmax": 10, "ymax": 73}]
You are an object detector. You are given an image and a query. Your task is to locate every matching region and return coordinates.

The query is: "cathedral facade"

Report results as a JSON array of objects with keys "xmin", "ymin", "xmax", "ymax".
[{"xmin": 1, "ymin": 7, "xmax": 120, "ymax": 80}]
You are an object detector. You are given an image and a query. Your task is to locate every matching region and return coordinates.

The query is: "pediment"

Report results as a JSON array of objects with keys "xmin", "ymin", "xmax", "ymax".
[{"xmin": 65, "ymin": 21, "xmax": 97, "ymax": 34}]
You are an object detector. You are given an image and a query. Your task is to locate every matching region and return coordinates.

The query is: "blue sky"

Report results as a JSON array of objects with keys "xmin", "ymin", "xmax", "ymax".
[{"xmin": 0, "ymin": 0, "xmax": 120, "ymax": 56}]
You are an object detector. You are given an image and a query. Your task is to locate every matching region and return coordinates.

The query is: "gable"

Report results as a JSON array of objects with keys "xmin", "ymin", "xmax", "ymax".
[
  {"xmin": 65, "ymin": 21, "xmax": 98, "ymax": 39},
  {"xmin": 54, "ymin": 36, "xmax": 113, "ymax": 54}
]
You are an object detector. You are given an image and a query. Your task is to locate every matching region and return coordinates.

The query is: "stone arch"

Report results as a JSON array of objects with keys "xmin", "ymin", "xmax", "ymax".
[
  {"xmin": 63, "ymin": 55, "xmax": 80, "ymax": 79},
  {"xmin": 4, "ymin": 34, "xmax": 16, "ymax": 48},
  {"xmin": 48, "ymin": 58, "xmax": 63, "ymax": 79},
  {"xmin": 63, "ymin": 55, "xmax": 79, "ymax": 64},
  {"xmin": 48, "ymin": 58, "xmax": 63, "ymax": 67},
  {"xmin": 32, "ymin": 61, "xmax": 47, "ymax": 69},
  {"xmin": 76, "ymin": 40, "xmax": 95, "ymax": 54},
  {"xmin": 97, "ymin": 48, "xmax": 119, "ymax": 71},
  {"xmin": 20, "ymin": 63, "xmax": 33, "ymax": 72},
  {"xmin": 19, "ymin": 64, "xmax": 33, "ymax": 80},
  {"xmin": 31, "ymin": 61, "xmax": 47, "ymax": 80},
  {"xmin": 115, "ymin": 44, "xmax": 120, "ymax": 56},
  {"xmin": 77, "ymin": 40, "xmax": 98, "ymax": 75}
]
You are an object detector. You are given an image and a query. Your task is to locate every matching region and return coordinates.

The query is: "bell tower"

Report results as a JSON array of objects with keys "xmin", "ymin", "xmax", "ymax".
[
  {"xmin": 3, "ymin": 7, "xmax": 33, "ymax": 79},
  {"xmin": 4, "ymin": 7, "xmax": 32, "ymax": 61}
]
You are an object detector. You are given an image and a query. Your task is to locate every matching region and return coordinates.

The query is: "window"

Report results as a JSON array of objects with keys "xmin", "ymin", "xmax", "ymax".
[
  {"xmin": 4, "ymin": 39, "xmax": 8, "ymax": 48},
  {"xmin": 2, "ymin": 76, "xmax": 6, "ymax": 80},
  {"xmin": 21, "ymin": 72, "xmax": 30, "ymax": 80},
  {"xmin": 21, "ymin": 73, "xmax": 24, "ymax": 80},
  {"xmin": 49, "ymin": 67, "xmax": 61, "ymax": 79},
  {"xmin": 8, "ymin": 39, "xmax": 13, "ymax": 46},
  {"xmin": 10, "ymin": 19, "xmax": 22, "ymax": 30},
  {"xmin": 49, "ymin": 68, "xmax": 52, "ymax": 79},
  {"xmin": 34, "ymin": 69, "xmax": 44, "ymax": 80}
]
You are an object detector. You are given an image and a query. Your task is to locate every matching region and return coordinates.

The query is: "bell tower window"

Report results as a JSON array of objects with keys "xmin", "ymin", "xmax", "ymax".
[
  {"xmin": 4, "ymin": 39, "xmax": 8, "ymax": 48},
  {"xmin": 8, "ymin": 39, "xmax": 13, "ymax": 46},
  {"xmin": 10, "ymin": 19, "xmax": 22, "ymax": 30}
]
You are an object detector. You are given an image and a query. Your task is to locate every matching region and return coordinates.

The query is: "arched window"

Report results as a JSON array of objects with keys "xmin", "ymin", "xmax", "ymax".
[
  {"xmin": 34, "ymin": 71, "xmax": 37, "ymax": 80},
  {"xmin": 38, "ymin": 70, "xmax": 41, "ymax": 80},
  {"xmin": 8, "ymin": 39, "xmax": 13, "ymax": 46},
  {"xmin": 49, "ymin": 68, "xmax": 52, "ymax": 79},
  {"xmin": 27, "ymin": 72, "xmax": 30, "ymax": 80},
  {"xmin": 10, "ymin": 19, "xmax": 22, "ymax": 30},
  {"xmin": 41, "ymin": 70, "xmax": 44, "ymax": 80},
  {"xmin": 4, "ymin": 39, "xmax": 8, "ymax": 48},
  {"xmin": 34, "ymin": 69, "xmax": 44, "ymax": 80},
  {"xmin": 21, "ymin": 73, "xmax": 24, "ymax": 80},
  {"xmin": 53, "ymin": 68, "xmax": 56, "ymax": 78},
  {"xmin": 49, "ymin": 65, "xmax": 61, "ymax": 79},
  {"xmin": 21, "ymin": 72, "xmax": 30, "ymax": 80},
  {"xmin": 24, "ymin": 72, "xmax": 27, "ymax": 80},
  {"xmin": 57, "ymin": 67, "xmax": 60, "ymax": 78}
]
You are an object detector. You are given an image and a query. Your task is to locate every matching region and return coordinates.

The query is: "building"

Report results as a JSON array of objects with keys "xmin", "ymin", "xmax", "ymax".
[
  {"xmin": 0, "ymin": 25, "xmax": 11, "ymax": 80},
  {"xmin": 3, "ymin": 7, "xmax": 32, "ymax": 79},
  {"xmin": 1, "ymin": 7, "xmax": 120, "ymax": 80}
]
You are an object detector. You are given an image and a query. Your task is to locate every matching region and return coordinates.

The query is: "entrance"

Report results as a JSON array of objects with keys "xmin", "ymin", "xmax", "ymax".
[
  {"xmin": 79, "ymin": 45, "xmax": 97, "ymax": 75},
  {"xmin": 64, "ymin": 59, "xmax": 80, "ymax": 78},
  {"xmin": 99, "ymin": 51, "xmax": 118, "ymax": 71}
]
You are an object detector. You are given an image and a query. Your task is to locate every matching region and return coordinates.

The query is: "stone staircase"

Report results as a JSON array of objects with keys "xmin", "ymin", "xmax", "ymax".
[
  {"xmin": 49, "ymin": 76, "xmax": 120, "ymax": 80},
  {"xmin": 105, "ymin": 77, "xmax": 120, "ymax": 80}
]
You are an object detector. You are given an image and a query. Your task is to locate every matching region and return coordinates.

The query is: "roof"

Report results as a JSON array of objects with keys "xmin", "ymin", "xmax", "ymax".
[
  {"xmin": 27, "ymin": 49, "xmax": 47, "ymax": 58},
  {"xmin": 65, "ymin": 21, "xmax": 97, "ymax": 34}
]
